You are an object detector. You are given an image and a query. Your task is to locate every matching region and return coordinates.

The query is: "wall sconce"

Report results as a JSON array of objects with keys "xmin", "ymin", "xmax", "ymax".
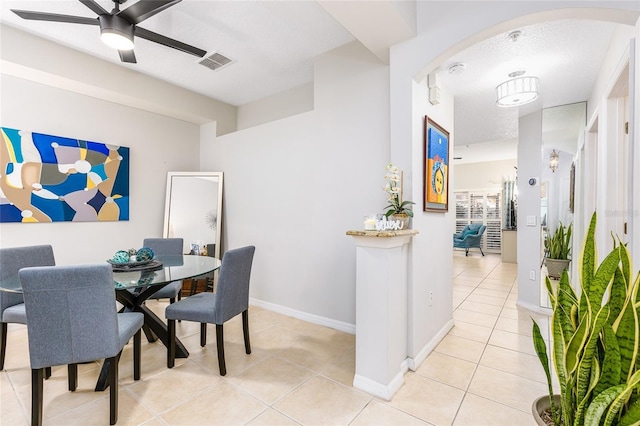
[{"xmin": 549, "ymin": 149, "xmax": 559, "ymax": 173}]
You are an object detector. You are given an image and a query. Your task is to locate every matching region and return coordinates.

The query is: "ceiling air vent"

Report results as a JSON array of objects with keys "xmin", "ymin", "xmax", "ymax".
[{"xmin": 198, "ymin": 52, "xmax": 234, "ymax": 71}]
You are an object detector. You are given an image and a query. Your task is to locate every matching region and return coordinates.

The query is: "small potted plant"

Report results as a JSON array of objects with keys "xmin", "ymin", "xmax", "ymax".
[
  {"xmin": 532, "ymin": 212, "xmax": 640, "ymax": 425},
  {"xmin": 544, "ymin": 221, "xmax": 572, "ymax": 279},
  {"xmin": 382, "ymin": 162, "xmax": 415, "ymax": 229}
]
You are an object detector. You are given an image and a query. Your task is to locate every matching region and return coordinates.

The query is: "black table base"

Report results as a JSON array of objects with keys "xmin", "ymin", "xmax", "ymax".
[{"xmin": 94, "ymin": 284, "xmax": 189, "ymax": 391}]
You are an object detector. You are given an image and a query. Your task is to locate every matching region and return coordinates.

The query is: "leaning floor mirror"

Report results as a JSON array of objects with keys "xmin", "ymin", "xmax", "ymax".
[{"xmin": 162, "ymin": 172, "xmax": 223, "ymax": 260}]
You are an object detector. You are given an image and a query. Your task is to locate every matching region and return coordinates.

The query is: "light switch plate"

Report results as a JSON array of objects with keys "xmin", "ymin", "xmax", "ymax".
[{"xmin": 527, "ymin": 215, "xmax": 537, "ymax": 226}]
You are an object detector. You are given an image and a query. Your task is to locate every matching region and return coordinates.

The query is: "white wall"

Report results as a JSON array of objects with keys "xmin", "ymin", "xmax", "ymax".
[
  {"xmin": 200, "ymin": 41, "xmax": 389, "ymax": 328},
  {"xmin": 0, "ymin": 75, "xmax": 201, "ymax": 265},
  {"xmin": 517, "ymin": 111, "xmax": 543, "ymax": 311},
  {"xmin": 454, "ymin": 159, "xmax": 517, "ymax": 192},
  {"xmin": 586, "ymin": 24, "xmax": 638, "ymax": 253},
  {"xmin": 1, "ymin": 24, "xmax": 237, "ymax": 133},
  {"xmin": 237, "ymin": 83, "xmax": 314, "ymax": 130},
  {"xmin": 406, "ymin": 76, "xmax": 455, "ymax": 365}
]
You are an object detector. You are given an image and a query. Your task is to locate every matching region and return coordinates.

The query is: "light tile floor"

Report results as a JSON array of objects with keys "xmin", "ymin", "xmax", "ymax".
[{"xmin": 1, "ymin": 252, "xmax": 551, "ymax": 425}]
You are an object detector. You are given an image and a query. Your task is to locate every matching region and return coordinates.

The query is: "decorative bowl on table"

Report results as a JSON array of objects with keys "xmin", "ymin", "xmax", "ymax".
[{"xmin": 108, "ymin": 247, "xmax": 155, "ymax": 267}]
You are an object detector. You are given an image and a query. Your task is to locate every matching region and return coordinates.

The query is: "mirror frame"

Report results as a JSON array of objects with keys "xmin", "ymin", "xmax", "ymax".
[{"xmin": 162, "ymin": 171, "xmax": 223, "ymax": 260}]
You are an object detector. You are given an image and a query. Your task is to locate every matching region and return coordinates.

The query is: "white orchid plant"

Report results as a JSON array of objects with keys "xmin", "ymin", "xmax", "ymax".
[{"xmin": 383, "ymin": 163, "xmax": 415, "ymax": 218}]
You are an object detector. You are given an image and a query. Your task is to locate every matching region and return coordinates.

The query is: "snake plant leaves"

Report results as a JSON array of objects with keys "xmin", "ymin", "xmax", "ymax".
[
  {"xmin": 587, "ymin": 248, "xmax": 621, "ymax": 313},
  {"xmin": 584, "ymin": 384, "xmax": 626, "ymax": 426},
  {"xmin": 556, "ymin": 271, "xmax": 578, "ymax": 342},
  {"xmin": 593, "ymin": 325, "xmax": 622, "ymax": 396},
  {"xmin": 575, "ymin": 306, "xmax": 610, "ymax": 422},
  {"xmin": 533, "ymin": 319, "xmax": 560, "ymax": 425},
  {"xmin": 618, "ymin": 396, "xmax": 640, "ymax": 426},
  {"xmin": 566, "ymin": 313, "xmax": 590, "ymax": 375},
  {"xmin": 610, "ymin": 267, "xmax": 628, "ymax": 327},
  {"xmin": 579, "ymin": 213, "xmax": 598, "ymax": 316},
  {"xmin": 614, "ymin": 296, "xmax": 639, "ymax": 382},
  {"xmin": 603, "ymin": 370, "xmax": 640, "ymax": 426},
  {"xmin": 552, "ymin": 311, "xmax": 570, "ymax": 415},
  {"xmin": 534, "ymin": 212, "xmax": 640, "ymax": 426},
  {"xmin": 545, "ymin": 275, "xmax": 557, "ymax": 309},
  {"xmin": 619, "ymin": 240, "xmax": 632, "ymax": 293}
]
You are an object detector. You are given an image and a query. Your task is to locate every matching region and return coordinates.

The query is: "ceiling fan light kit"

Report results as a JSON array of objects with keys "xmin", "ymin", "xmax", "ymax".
[
  {"xmin": 99, "ymin": 15, "xmax": 134, "ymax": 50},
  {"xmin": 495, "ymin": 76, "xmax": 540, "ymax": 107}
]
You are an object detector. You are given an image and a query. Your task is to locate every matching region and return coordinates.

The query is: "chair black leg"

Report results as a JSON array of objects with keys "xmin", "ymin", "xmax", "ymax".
[
  {"xmin": 68, "ymin": 364, "xmax": 78, "ymax": 391},
  {"xmin": 44, "ymin": 367, "xmax": 51, "ymax": 380},
  {"xmin": 167, "ymin": 319, "xmax": 175, "ymax": 368},
  {"xmin": 480, "ymin": 247, "xmax": 485, "ymax": 256},
  {"xmin": 133, "ymin": 329, "xmax": 141, "ymax": 381},
  {"xmin": 200, "ymin": 323, "xmax": 207, "ymax": 347},
  {"xmin": 0, "ymin": 322, "xmax": 6, "ymax": 370},
  {"xmin": 465, "ymin": 248, "xmax": 469, "ymax": 256},
  {"xmin": 216, "ymin": 324, "xmax": 226, "ymax": 376},
  {"xmin": 169, "ymin": 297, "xmax": 176, "ymax": 304},
  {"xmin": 242, "ymin": 310, "xmax": 251, "ymax": 355},
  {"xmin": 31, "ymin": 368, "xmax": 44, "ymax": 426},
  {"xmin": 108, "ymin": 356, "xmax": 118, "ymax": 425}
]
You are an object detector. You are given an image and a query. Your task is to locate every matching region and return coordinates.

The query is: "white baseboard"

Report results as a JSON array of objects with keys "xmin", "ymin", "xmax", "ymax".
[
  {"xmin": 516, "ymin": 300, "xmax": 553, "ymax": 316},
  {"xmin": 353, "ymin": 359, "xmax": 408, "ymax": 401},
  {"xmin": 407, "ymin": 319, "xmax": 454, "ymax": 370},
  {"xmin": 249, "ymin": 297, "xmax": 355, "ymax": 334}
]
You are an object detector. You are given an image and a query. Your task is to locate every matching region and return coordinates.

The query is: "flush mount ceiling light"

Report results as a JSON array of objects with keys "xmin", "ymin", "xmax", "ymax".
[
  {"xmin": 496, "ymin": 75, "xmax": 540, "ymax": 107},
  {"xmin": 99, "ymin": 15, "xmax": 134, "ymax": 50},
  {"xmin": 549, "ymin": 149, "xmax": 559, "ymax": 172}
]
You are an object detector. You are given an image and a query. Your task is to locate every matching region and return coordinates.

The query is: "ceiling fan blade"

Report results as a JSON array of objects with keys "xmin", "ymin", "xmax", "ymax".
[
  {"xmin": 118, "ymin": 0, "xmax": 181, "ymax": 25},
  {"xmin": 135, "ymin": 26, "xmax": 206, "ymax": 58},
  {"xmin": 80, "ymin": 0, "xmax": 109, "ymax": 15},
  {"xmin": 11, "ymin": 9, "xmax": 99, "ymax": 25},
  {"xmin": 78, "ymin": 0, "xmax": 108, "ymax": 16},
  {"xmin": 118, "ymin": 49, "xmax": 137, "ymax": 63}
]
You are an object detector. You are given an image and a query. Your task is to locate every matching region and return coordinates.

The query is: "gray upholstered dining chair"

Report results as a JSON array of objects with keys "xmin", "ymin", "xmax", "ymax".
[
  {"xmin": 19, "ymin": 264, "xmax": 144, "ymax": 426},
  {"xmin": 166, "ymin": 245, "xmax": 255, "ymax": 376},
  {"xmin": 140, "ymin": 238, "xmax": 184, "ymax": 303},
  {"xmin": 0, "ymin": 245, "xmax": 55, "ymax": 374}
]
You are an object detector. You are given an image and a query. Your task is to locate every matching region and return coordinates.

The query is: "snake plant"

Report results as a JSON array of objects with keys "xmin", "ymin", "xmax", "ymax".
[
  {"xmin": 545, "ymin": 221, "xmax": 573, "ymax": 260},
  {"xmin": 533, "ymin": 212, "xmax": 640, "ymax": 425}
]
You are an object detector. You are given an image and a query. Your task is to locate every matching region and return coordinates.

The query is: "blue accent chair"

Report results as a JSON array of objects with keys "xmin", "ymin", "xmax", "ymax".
[{"xmin": 453, "ymin": 224, "xmax": 486, "ymax": 256}]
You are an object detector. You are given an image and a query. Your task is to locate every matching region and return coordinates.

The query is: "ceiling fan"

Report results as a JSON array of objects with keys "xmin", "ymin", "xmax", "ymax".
[{"xmin": 11, "ymin": 0, "xmax": 207, "ymax": 64}]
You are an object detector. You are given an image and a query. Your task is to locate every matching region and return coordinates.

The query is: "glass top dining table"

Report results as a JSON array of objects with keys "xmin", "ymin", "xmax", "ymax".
[
  {"xmin": 0, "ymin": 254, "xmax": 222, "ymax": 293},
  {"xmin": 111, "ymin": 254, "xmax": 221, "ymax": 290},
  {"xmin": 0, "ymin": 254, "xmax": 222, "ymax": 391}
]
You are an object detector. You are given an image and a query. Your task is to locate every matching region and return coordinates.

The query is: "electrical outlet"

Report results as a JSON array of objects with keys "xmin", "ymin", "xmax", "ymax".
[
  {"xmin": 529, "ymin": 270, "xmax": 536, "ymax": 281},
  {"xmin": 429, "ymin": 291, "xmax": 433, "ymax": 306}
]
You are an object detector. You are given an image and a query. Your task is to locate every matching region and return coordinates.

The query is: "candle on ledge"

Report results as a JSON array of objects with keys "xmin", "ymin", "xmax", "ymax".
[{"xmin": 364, "ymin": 215, "xmax": 376, "ymax": 230}]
